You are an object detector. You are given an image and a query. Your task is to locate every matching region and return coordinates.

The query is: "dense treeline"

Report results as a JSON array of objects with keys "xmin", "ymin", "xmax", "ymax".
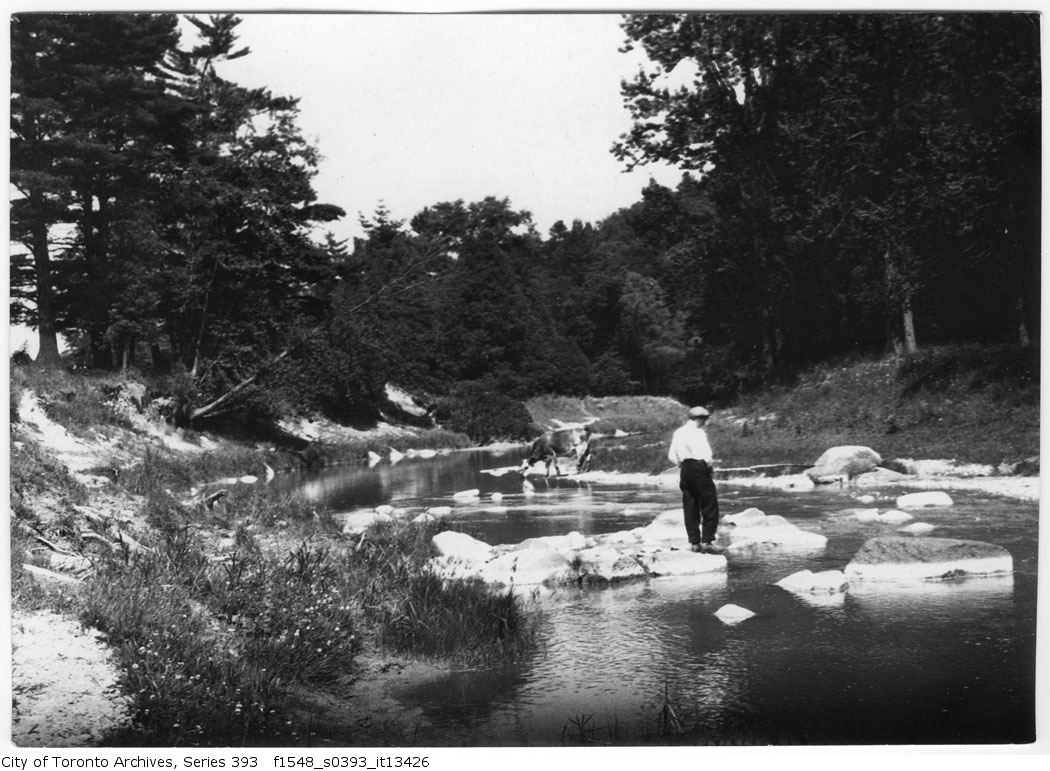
[{"xmin": 10, "ymin": 13, "xmax": 1039, "ymax": 436}]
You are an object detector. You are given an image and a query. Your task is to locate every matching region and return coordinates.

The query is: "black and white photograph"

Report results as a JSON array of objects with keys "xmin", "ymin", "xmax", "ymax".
[{"xmin": 6, "ymin": 3, "xmax": 1043, "ymax": 753}]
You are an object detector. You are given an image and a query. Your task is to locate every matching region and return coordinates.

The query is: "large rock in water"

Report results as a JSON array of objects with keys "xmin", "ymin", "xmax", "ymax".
[
  {"xmin": 806, "ymin": 446, "xmax": 882, "ymax": 483},
  {"xmin": 720, "ymin": 508, "xmax": 827, "ymax": 553},
  {"xmin": 480, "ymin": 548, "xmax": 577, "ymax": 588},
  {"xmin": 776, "ymin": 569, "xmax": 848, "ymax": 595},
  {"xmin": 431, "ymin": 531, "xmax": 494, "ymax": 563},
  {"xmin": 845, "ymin": 536, "xmax": 1012, "ymax": 582},
  {"xmin": 576, "ymin": 546, "xmax": 648, "ymax": 582}
]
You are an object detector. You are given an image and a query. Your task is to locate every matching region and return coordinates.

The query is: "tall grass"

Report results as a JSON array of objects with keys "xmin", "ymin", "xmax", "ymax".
[
  {"xmin": 347, "ymin": 520, "xmax": 538, "ymax": 664},
  {"xmin": 75, "ymin": 515, "xmax": 537, "ymax": 746},
  {"xmin": 81, "ymin": 528, "xmax": 359, "ymax": 746},
  {"xmin": 11, "ymin": 366, "xmax": 136, "ymax": 436}
]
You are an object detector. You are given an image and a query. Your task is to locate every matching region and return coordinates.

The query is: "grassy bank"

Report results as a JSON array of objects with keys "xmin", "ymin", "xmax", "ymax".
[
  {"xmin": 715, "ymin": 344, "xmax": 1038, "ymax": 468},
  {"xmin": 10, "ymin": 368, "xmax": 539, "ymax": 746},
  {"xmin": 530, "ymin": 345, "xmax": 1039, "ymax": 474}
]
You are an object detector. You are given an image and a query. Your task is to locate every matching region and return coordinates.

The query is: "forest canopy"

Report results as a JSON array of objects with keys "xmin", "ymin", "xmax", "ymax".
[{"xmin": 10, "ymin": 12, "xmax": 1040, "ymax": 434}]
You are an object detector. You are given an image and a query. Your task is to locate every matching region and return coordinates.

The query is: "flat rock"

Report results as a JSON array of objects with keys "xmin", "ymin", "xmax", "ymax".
[
  {"xmin": 576, "ymin": 546, "xmax": 647, "ymax": 582},
  {"xmin": 722, "ymin": 509, "xmax": 827, "ymax": 553},
  {"xmin": 640, "ymin": 550, "xmax": 727, "ymax": 577},
  {"xmin": 723, "ymin": 507, "xmax": 766, "ymax": 527},
  {"xmin": 776, "ymin": 569, "xmax": 849, "ymax": 595},
  {"xmin": 519, "ymin": 531, "xmax": 591, "ymax": 556},
  {"xmin": 431, "ymin": 531, "xmax": 494, "ymax": 563},
  {"xmin": 849, "ymin": 508, "xmax": 882, "ymax": 522},
  {"xmin": 898, "ymin": 522, "xmax": 936, "ymax": 535},
  {"xmin": 714, "ymin": 604, "xmax": 756, "ymax": 624},
  {"xmin": 341, "ymin": 509, "xmax": 397, "ymax": 535},
  {"xmin": 896, "ymin": 491, "xmax": 954, "ymax": 509},
  {"xmin": 480, "ymin": 548, "xmax": 576, "ymax": 587},
  {"xmin": 853, "ymin": 468, "xmax": 910, "ymax": 487},
  {"xmin": 878, "ymin": 509, "xmax": 914, "ymax": 524},
  {"xmin": 845, "ymin": 536, "xmax": 1012, "ymax": 582}
]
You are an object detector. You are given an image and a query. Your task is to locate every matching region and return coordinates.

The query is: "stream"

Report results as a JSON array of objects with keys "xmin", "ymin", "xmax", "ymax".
[{"xmin": 272, "ymin": 441, "xmax": 1039, "ymax": 745}]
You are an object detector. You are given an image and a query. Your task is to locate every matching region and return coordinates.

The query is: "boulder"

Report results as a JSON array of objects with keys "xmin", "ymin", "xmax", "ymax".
[
  {"xmin": 375, "ymin": 504, "xmax": 395, "ymax": 517},
  {"xmin": 412, "ymin": 512, "xmax": 437, "ymax": 525},
  {"xmin": 452, "ymin": 488, "xmax": 480, "ymax": 501},
  {"xmin": 898, "ymin": 522, "xmax": 936, "ymax": 535},
  {"xmin": 431, "ymin": 531, "xmax": 494, "ymax": 563},
  {"xmin": 480, "ymin": 548, "xmax": 576, "ymax": 587},
  {"xmin": 714, "ymin": 604, "xmax": 756, "ymax": 625},
  {"xmin": 576, "ymin": 546, "xmax": 647, "ymax": 582},
  {"xmin": 775, "ymin": 569, "xmax": 848, "ymax": 595},
  {"xmin": 895, "ymin": 491, "xmax": 953, "ymax": 509},
  {"xmin": 639, "ymin": 550, "xmax": 727, "ymax": 577},
  {"xmin": 844, "ymin": 536, "xmax": 1012, "ymax": 582},
  {"xmin": 426, "ymin": 506, "xmax": 452, "ymax": 517},
  {"xmin": 806, "ymin": 446, "xmax": 882, "ymax": 483}
]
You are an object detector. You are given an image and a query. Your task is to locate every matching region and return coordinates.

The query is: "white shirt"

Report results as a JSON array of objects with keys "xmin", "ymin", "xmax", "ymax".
[{"xmin": 668, "ymin": 420, "xmax": 714, "ymax": 465}]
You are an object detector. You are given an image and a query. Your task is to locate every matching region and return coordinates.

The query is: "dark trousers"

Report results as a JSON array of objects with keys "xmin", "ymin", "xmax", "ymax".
[{"xmin": 679, "ymin": 459, "xmax": 720, "ymax": 544}]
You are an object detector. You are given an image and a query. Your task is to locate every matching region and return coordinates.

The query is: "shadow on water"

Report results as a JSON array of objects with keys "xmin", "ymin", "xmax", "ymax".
[{"xmin": 280, "ymin": 440, "xmax": 1038, "ymax": 745}]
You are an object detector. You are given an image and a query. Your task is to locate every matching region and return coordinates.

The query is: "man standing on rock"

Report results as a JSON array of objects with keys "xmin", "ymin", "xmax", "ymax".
[{"xmin": 668, "ymin": 406, "xmax": 723, "ymax": 553}]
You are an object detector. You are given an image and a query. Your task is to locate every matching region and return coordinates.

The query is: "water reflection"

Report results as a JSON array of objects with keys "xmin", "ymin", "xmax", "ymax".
[{"xmin": 846, "ymin": 573, "xmax": 1015, "ymax": 623}]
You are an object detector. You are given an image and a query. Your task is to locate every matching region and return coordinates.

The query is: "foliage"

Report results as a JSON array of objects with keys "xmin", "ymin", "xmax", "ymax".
[
  {"xmin": 9, "ymin": 12, "xmax": 1039, "ymax": 432},
  {"xmin": 434, "ymin": 380, "xmax": 536, "ymax": 443},
  {"xmin": 613, "ymin": 13, "xmax": 1039, "ymax": 394},
  {"xmin": 346, "ymin": 520, "xmax": 539, "ymax": 663}
]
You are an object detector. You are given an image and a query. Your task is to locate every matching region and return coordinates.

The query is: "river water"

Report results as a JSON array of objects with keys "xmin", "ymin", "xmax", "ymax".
[{"xmin": 275, "ymin": 443, "xmax": 1039, "ymax": 746}]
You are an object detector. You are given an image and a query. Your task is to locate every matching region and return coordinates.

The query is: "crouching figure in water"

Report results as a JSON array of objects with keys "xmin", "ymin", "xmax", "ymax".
[{"xmin": 520, "ymin": 426, "xmax": 593, "ymax": 477}]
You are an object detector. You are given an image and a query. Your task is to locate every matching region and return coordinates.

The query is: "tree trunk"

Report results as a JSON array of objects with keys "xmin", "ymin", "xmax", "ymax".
[
  {"xmin": 189, "ymin": 347, "xmax": 293, "ymax": 423},
  {"xmin": 902, "ymin": 295, "xmax": 918, "ymax": 354},
  {"xmin": 1017, "ymin": 294, "xmax": 1031, "ymax": 347},
  {"xmin": 29, "ymin": 199, "xmax": 63, "ymax": 368}
]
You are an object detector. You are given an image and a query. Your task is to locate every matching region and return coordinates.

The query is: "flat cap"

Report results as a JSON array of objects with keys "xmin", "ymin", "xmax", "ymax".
[{"xmin": 688, "ymin": 406, "xmax": 711, "ymax": 418}]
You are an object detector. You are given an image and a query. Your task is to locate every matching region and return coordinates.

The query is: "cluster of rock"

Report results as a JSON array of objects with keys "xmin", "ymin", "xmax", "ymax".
[
  {"xmin": 412, "ymin": 485, "xmax": 1013, "ymax": 626},
  {"xmin": 425, "ymin": 512, "xmax": 728, "ymax": 588}
]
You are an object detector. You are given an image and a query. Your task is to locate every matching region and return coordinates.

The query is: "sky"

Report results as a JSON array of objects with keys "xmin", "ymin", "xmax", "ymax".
[{"xmin": 206, "ymin": 13, "xmax": 686, "ymax": 243}]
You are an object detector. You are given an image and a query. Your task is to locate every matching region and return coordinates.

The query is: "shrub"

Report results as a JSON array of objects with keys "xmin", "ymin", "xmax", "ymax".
[
  {"xmin": 434, "ymin": 380, "xmax": 535, "ymax": 443},
  {"xmin": 898, "ymin": 343, "xmax": 1039, "ymax": 396}
]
